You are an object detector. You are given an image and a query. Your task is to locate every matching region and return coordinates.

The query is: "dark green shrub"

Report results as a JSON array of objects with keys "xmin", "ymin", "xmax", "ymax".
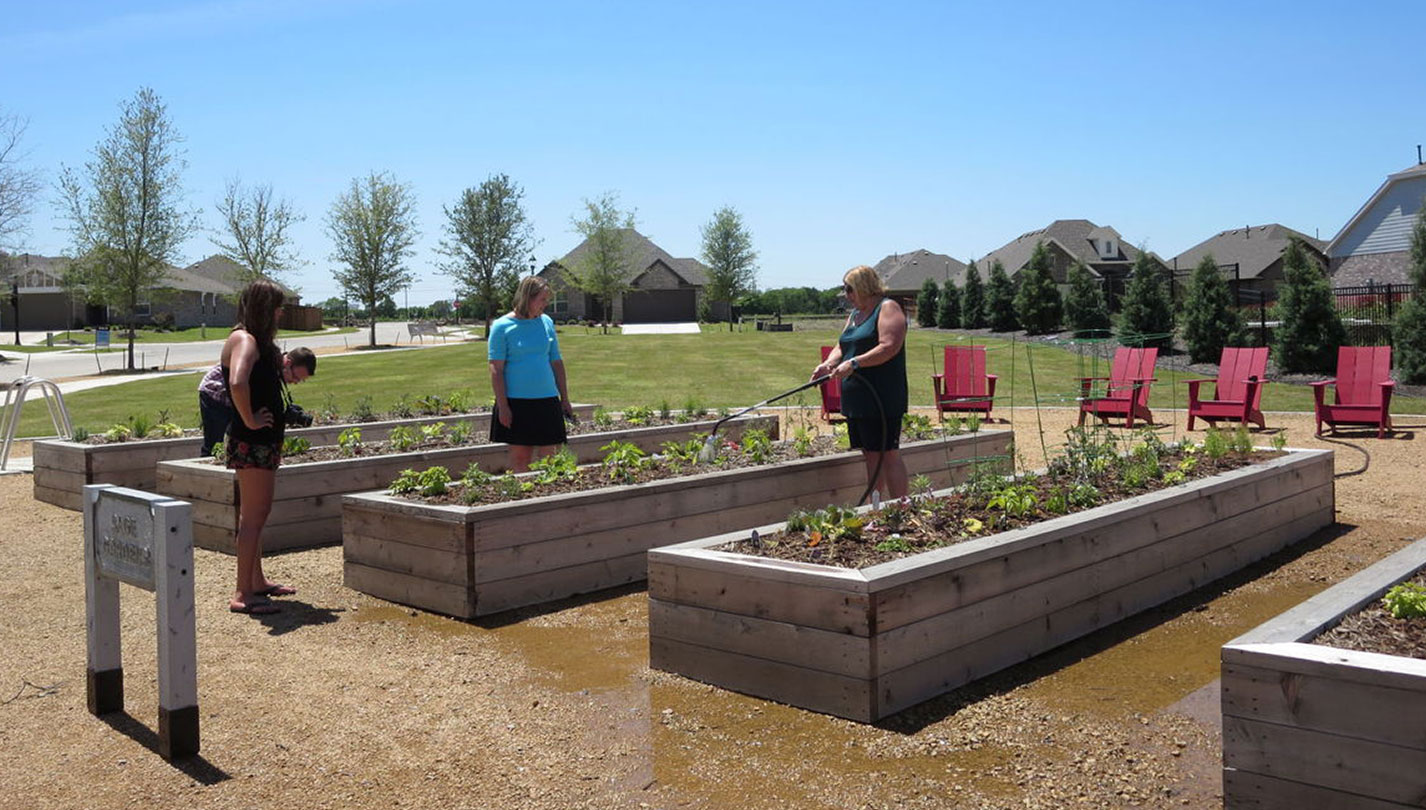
[
  {"xmin": 915, "ymin": 278, "xmax": 939, "ymax": 328},
  {"xmin": 1118, "ymin": 252, "xmax": 1174, "ymax": 349},
  {"xmin": 986, "ymin": 260, "xmax": 1019, "ymax": 332},
  {"xmin": 961, "ymin": 260, "xmax": 986, "ymax": 328},
  {"xmin": 1064, "ymin": 260, "xmax": 1111, "ymax": 337},
  {"xmin": 1182, "ymin": 253, "xmax": 1243, "ymax": 363},
  {"xmin": 1394, "ymin": 204, "xmax": 1426, "ymax": 383},
  {"xmin": 937, "ymin": 278, "xmax": 961, "ymax": 329},
  {"xmin": 1013, "ymin": 241, "xmax": 1062, "ymax": 334},
  {"xmin": 1273, "ymin": 237, "xmax": 1345, "ymax": 374}
]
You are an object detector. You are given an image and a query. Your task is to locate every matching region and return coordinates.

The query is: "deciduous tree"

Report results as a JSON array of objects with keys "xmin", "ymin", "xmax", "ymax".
[
  {"xmin": 437, "ymin": 174, "xmax": 536, "ymax": 339},
  {"xmin": 326, "ymin": 171, "xmax": 419, "ymax": 347},
  {"xmin": 700, "ymin": 206, "xmax": 758, "ymax": 330},
  {"xmin": 567, "ymin": 192, "xmax": 636, "ymax": 333},
  {"xmin": 0, "ymin": 107, "xmax": 41, "ymax": 252},
  {"xmin": 57, "ymin": 88, "xmax": 199, "ymax": 369},
  {"xmin": 213, "ymin": 177, "xmax": 304, "ymax": 284}
]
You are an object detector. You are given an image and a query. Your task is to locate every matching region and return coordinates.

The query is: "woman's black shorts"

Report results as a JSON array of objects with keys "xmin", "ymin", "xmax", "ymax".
[
  {"xmin": 489, "ymin": 397, "xmax": 568, "ymax": 447},
  {"xmin": 845, "ymin": 413, "xmax": 903, "ymax": 452}
]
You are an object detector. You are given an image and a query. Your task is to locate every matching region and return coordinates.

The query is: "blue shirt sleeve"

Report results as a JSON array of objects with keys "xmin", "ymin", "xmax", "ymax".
[
  {"xmin": 544, "ymin": 315, "xmax": 562, "ymax": 362},
  {"xmin": 488, "ymin": 318, "xmax": 508, "ymax": 361}
]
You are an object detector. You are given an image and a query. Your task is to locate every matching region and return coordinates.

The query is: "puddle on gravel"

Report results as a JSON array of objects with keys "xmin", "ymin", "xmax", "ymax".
[{"xmin": 1015, "ymin": 577, "xmax": 1327, "ymax": 718}]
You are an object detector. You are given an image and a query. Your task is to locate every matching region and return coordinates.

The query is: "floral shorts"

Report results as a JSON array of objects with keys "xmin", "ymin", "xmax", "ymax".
[{"xmin": 225, "ymin": 437, "xmax": 282, "ymax": 470}]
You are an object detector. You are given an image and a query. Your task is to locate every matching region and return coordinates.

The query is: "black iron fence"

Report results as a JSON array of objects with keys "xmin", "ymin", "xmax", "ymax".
[{"xmin": 1234, "ymin": 282, "xmax": 1418, "ymax": 347}]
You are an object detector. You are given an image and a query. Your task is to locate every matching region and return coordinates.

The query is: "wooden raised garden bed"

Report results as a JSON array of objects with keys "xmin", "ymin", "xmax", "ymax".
[
  {"xmin": 648, "ymin": 447, "xmax": 1335, "ymax": 723},
  {"xmin": 154, "ymin": 414, "xmax": 777, "ymax": 554},
  {"xmin": 1222, "ymin": 538, "xmax": 1426, "ymax": 808},
  {"xmin": 31, "ymin": 405, "xmax": 596, "ymax": 511},
  {"xmin": 340, "ymin": 430, "xmax": 1011, "ymax": 618}
]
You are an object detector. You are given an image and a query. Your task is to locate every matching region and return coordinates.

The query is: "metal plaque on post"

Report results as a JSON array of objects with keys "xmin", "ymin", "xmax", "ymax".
[{"xmin": 84, "ymin": 484, "xmax": 200, "ymax": 760}]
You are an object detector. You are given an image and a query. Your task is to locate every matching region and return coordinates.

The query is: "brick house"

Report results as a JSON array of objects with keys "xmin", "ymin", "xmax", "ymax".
[
  {"xmin": 871, "ymin": 249, "xmax": 968, "ymax": 321},
  {"xmin": 1326, "ymin": 162, "xmax": 1426, "ymax": 286},
  {"xmin": 539, "ymin": 229, "xmax": 715, "ymax": 323},
  {"xmin": 1169, "ymin": 224, "xmax": 1328, "ymax": 297}
]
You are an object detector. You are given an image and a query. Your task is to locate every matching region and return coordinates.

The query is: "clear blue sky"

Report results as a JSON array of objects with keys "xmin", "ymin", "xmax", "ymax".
[{"xmin": 3, "ymin": 0, "xmax": 1424, "ymax": 306}]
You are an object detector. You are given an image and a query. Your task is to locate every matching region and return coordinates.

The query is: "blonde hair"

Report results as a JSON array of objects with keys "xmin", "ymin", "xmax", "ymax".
[
  {"xmin": 511, "ymin": 275, "xmax": 551, "ymax": 319},
  {"xmin": 843, "ymin": 265, "xmax": 885, "ymax": 299}
]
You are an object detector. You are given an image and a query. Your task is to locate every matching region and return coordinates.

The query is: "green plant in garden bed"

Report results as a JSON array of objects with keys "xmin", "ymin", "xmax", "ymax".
[
  {"xmin": 1383, "ymin": 582, "xmax": 1426, "ymax": 619},
  {"xmin": 734, "ymin": 427, "xmax": 1281, "ymax": 568},
  {"xmin": 337, "ymin": 427, "xmax": 363, "ymax": 457}
]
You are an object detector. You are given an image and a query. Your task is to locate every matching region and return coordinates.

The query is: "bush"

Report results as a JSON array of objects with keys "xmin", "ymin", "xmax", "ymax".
[
  {"xmin": 937, "ymin": 279, "xmax": 960, "ymax": 329},
  {"xmin": 961, "ymin": 261, "xmax": 986, "ymax": 328},
  {"xmin": 1181, "ymin": 253, "xmax": 1242, "ymax": 363},
  {"xmin": 1013, "ymin": 241, "xmax": 1062, "ymax": 335},
  {"xmin": 1118, "ymin": 252, "xmax": 1174, "ymax": 349},
  {"xmin": 915, "ymin": 279, "xmax": 939, "ymax": 328},
  {"xmin": 985, "ymin": 260, "xmax": 1018, "ymax": 332},
  {"xmin": 1273, "ymin": 237, "xmax": 1345, "ymax": 374},
  {"xmin": 1064, "ymin": 260, "xmax": 1111, "ymax": 337},
  {"xmin": 1394, "ymin": 205, "xmax": 1426, "ymax": 383}
]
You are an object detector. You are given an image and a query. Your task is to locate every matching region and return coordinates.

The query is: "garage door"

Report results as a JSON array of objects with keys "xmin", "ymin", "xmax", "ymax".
[{"xmin": 622, "ymin": 289, "xmax": 696, "ymax": 323}]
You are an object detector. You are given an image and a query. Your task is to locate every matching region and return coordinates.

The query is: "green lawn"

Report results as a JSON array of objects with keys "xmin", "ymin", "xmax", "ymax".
[{"xmin": 15, "ymin": 324, "xmax": 1426, "ymax": 437}]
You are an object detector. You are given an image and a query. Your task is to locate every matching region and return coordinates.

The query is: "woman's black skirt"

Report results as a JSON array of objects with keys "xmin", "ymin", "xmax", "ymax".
[{"xmin": 489, "ymin": 397, "xmax": 568, "ymax": 446}]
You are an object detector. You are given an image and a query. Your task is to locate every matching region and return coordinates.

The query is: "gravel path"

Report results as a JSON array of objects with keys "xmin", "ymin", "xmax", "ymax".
[{"xmin": 1, "ymin": 407, "xmax": 1423, "ymax": 809}]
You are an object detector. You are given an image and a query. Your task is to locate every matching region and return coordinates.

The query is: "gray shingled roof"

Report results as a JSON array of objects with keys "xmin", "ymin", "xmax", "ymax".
[
  {"xmin": 1170, "ymin": 224, "xmax": 1327, "ymax": 279},
  {"xmin": 977, "ymin": 219, "xmax": 1142, "ymax": 277},
  {"xmin": 3, "ymin": 252, "xmax": 289, "ymax": 296},
  {"xmin": 873, "ymin": 249, "xmax": 969, "ymax": 292},
  {"xmin": 555, "ymin": 228, "xmax": 708, "ymax": 286}
]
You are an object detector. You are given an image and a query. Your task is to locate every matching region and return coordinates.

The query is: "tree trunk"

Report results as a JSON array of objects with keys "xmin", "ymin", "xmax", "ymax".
[{"xmin": 126, "ymin": 318, "xmax": 136, "ymax": 370}]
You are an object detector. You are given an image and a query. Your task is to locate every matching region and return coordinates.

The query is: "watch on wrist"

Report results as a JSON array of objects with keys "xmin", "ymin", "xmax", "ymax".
[{"xmin": 849, "ymin": 357, "xmax": 860, "ymax": 370}]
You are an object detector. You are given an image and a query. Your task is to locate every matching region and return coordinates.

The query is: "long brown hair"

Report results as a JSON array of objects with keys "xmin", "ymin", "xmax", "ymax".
[{"xmin": 234, "ymin": 279, "xmax": 285, "ymax": 361}]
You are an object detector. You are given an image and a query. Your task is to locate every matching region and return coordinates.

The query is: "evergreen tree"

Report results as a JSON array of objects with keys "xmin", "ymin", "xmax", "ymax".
[
  {"xmin": 915, "ymin": 278, "xmax": 939, "ymax": 328},
  {"xmin": 1013, "ymin": 241, "xmax": 1063, "ymax": 334},
  {"xmin": 937, "ymin": 277, "xmax": 960, "ymax": 329},
  {"xmin": 1274, "ymin": 237, "xmax": 1346, "ymax": 373},
  {"xmin": 1393, "ymin": 204, "xmax": 1426, "ymax": 382},
  {"xmin": 1182, "ymin": 253, "xmax": 1243, "ymax": 363},
  {"xmin": 1064, "ymin": 260, "xmax": 1111, "ymax": 337},
  {"xmin": 1118, "ymin": 252, "xmax": 1175, "ymax": 349},
  {"xmin": 961, "ymin": 260, "xmax": 986, "ymax": 328},
  {"xmin": 986, "ymin": 260, "xmax": 1019, "ymax": 332}
]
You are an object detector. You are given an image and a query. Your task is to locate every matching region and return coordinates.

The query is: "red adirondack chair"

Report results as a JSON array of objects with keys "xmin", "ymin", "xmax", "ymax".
[
  {"xmin": 818, "ymin": 346, "xmax": 842, "ymax": 421},
  {"xmin": 1186, "ymin": 347, "xmax": 1269, "ymax": 431},
  {"xmin": 931, "ymin": 345, "xmax": 996, "ymax": 420},
  {"xmin": 1078, "ymin": 347, "xmax": 1158, "ymax": 428},
  {"xmin": 1311, "ymin": 346, "xmax": 1395, "ymax": 438}
]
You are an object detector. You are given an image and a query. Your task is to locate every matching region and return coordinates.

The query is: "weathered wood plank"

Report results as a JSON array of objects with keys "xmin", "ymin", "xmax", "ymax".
[
  {"xmin": 342, "ymin": 507, "xmax": 471, "ymax": 551},
  {"xmin": 473, "ymin": 552, "xmax": 648, "ymax": 616},
  {"xmin": 875, "ymin": 484, "xmax": 1332, "ymax": 672},
  {"xmin": 649, "ymin": 599, "xmax": 871, "ymax": 679},
  {"xmin": 1222, "ymin": 661, "xmax": 1426, "ymax": 750},
  {"xmin": 647, "ymin": 560, "xmax": 872, "ymax": 636},
  {"xmin": 875, "ymin": 506, "xmax": 1332, "ymax": 717},
  {"xmin": 343, "ymin": 561, "xmax": 473, "ymax": 618},
  {"xmin": 649, "ymin": 636, "xmax": 873, "ymax": 723},
  {"xmin": 1223, "ymin": 715, "xmax": 1426, "ymax": 805},
  {"xmin": 1222, "ymin": 769, "xmax": 1416, "ymax": 810},
  {"xmin": 343, "ymin": 532, "xmax": 469, "ymax": 586},
  {"xmin": 32, "ymin": 483, "xmax": 81, "ymax": 511}
]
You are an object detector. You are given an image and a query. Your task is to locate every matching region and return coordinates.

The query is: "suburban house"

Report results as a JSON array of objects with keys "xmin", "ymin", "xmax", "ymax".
[
  {"xmin": 872, "ymin": 249, "xmax": 968, "ymax": 320},
  {"xmin": 974, "ymin": 219, "xmax": 1167, "ymax": 292},
  {"xmin": 1325, "ymin": 161, "xmax": 1426, "ymax": 287},
  {"xmin": 1169, "ymin": 224, "xmax": 1328, "ymax": 297},
  {"xmin": 539, "ymin": 229, "xmax": 717, "ymax": 323},
  {"xmin": 0, "ymin": 253, "xmax": 302, "ymax": 331}
]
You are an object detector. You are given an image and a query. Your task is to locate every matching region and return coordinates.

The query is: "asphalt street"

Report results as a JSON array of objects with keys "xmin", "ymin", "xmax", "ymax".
[{"xmin": 0, "ymin": 321, "xmax": 476, "ymax": 394}]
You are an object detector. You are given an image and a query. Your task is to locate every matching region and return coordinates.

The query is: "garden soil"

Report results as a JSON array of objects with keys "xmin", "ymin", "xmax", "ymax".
[{"xmin": 2, "ymin": 407, "xmax": 1423, "ymax": 810}]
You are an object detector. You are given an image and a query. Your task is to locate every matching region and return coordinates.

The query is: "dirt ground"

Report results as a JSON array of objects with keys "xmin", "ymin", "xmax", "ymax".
[{"xmin": 2, "ymin": 407, "xmax": 1424, "ymax": 810}]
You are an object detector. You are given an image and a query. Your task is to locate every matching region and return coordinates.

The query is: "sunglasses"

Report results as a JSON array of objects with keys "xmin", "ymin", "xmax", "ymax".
[{"xmin": 843, "ymin": 284, "xmax": 854, "ymax": 294}]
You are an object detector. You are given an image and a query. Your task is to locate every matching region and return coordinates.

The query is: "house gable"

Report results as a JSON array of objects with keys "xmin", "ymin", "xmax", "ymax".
[{"xmin": 1326, "ymin": 166, "xmax": 1426, "ymax": 260}]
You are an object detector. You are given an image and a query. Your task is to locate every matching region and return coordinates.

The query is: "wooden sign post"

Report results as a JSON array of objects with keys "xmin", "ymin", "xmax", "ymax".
[{"xmin": 84, "ymin": 484, "xmax": 199, "ymax": 760}]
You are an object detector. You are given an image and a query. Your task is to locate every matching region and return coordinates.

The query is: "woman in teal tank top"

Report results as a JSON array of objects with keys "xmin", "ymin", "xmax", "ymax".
[{"xmin": 811, "ymin": 265, "xmax": 910, "ymax": 499}]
